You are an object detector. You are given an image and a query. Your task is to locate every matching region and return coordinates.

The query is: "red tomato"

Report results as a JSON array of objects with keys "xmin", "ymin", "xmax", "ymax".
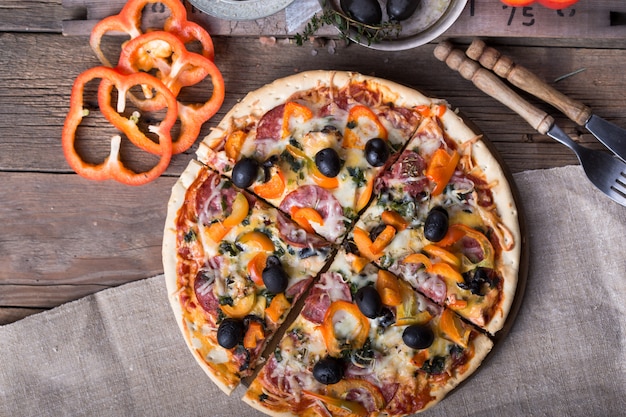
[
  {"xmin": 500, "ymin": 0, "xmax": 578, "ymax": 8},
  {"xmin": 537, "ymin": 0, "xmax": 578, "ymax": 9}
]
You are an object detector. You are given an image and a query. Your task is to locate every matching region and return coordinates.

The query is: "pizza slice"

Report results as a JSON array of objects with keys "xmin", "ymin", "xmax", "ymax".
[
  {"xmin": 163, "ymin": 160, "xmax": 333, "ymax": 394},
  {"xmin": 243, "ymin": 249, "xmax": 493, "ymax": 416},
  {"xmin": 196, "ymin": 71, "xmax": 430, "ymax": 243},
  {"xmin": 346, "ymin": 111, "xmax": 521, "ymax": 334}
]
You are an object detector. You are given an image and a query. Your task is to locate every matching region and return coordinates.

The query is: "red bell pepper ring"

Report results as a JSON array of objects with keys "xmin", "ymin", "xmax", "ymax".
[
  {"xmin": 110, "ymin": 31, "xmax": 225, "ymax": 155},
  {"xmin": 116, "ymin": 30, "xmax": 215, "ymax": 103},
  {"xmin": 89, "ymin": 0, "xmax": 214, "ymax": 67},
  {"xmin": 62, "ymin": 66, "xmax": 177, "ymax": 185}
]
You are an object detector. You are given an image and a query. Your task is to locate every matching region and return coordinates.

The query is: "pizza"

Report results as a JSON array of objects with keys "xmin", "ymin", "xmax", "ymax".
[
  {"xmin": 162, "ymin": 70, "xmax": 522, "ymax": 415},
  {"xmin": 243, "ymin": 248, "xmax": 494, "ymax": 416}
]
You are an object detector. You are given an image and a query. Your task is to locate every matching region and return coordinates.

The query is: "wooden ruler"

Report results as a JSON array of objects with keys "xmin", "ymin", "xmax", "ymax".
[{"xmin": 62, "ymin": 0, "xmax": 626, "ymax": 39}]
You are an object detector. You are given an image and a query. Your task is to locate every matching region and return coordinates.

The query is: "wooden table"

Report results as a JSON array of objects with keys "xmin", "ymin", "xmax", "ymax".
[{"xmin": 2, "ymin": 0, "xmax": 626, "ymax": 325}]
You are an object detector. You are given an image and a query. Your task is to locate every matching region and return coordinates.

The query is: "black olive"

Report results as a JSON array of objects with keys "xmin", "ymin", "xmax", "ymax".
[
  {"xmin": 460, "ymin": 268, "xmax": 496, "ymax": 296},
  {"xmin": 369, "ymin": 223, "xmax": 387, "ymax": 241},
  {"xmin": 423, "ymin": 207, "xmax": 449, "ymax": 242},
  {"xmin": 402, "ymin": 324, "xmax": 434, "ymax": 350},
  {"xmin": 315, "ymin": 148, "xmax": 342, "ymax": 178},
  {"xmin": 354, "ymin": 286, "xmax": 383, "ymax": 319},
  {"xmin": 217, "ymin": 318, "xmax": 244, "ymax": 349},
  {"xmin": 378, "ymin": 307, "xmax": 396, "ymax": 330},
  {"xmin": 387, "ymin": 0, "xmax": 421, "ymax": 21},
  {"xmin": 340, "ymin": 0, "xmax": 382, "ymax": 25},
  {"xmin": 364, "ymin": 138, "xmax": 390, "ymax": 167},
  {"xmin": 312, "ymin": 356, "xmax": 344, "ymax": 385},
  {"xmin": 262, "ymin": 259, "xmax": 289, "ymax": 294},
  {"xmin": 232, "ymin": 157, "xmax": 259, "ymax": 188}
]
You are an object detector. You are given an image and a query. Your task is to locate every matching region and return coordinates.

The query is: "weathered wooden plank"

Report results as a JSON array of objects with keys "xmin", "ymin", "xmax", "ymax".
[
  {"xmin": 0, "ymin": 172, "xmax": 176, "ymax": 287},
  {"xmin": 0, "ymin": 308, "xmax": 47, "ymax": 325},
  {"xmin": 57, "ymin": 0, "xmax": 626, "ymax": 41},
  {"xmin": 1, "ymin": 33, "xmax": 622, "ymax": 176}
]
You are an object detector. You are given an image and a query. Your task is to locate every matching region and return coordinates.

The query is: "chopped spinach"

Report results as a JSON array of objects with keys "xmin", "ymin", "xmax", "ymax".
[
  {"xmin": 421, "ymin": 356, "xmax": 446, "ymax": 374},
  {"xmin": 184, "ymin": 229, "xmax": 197, "ymax": 243},
  {"xmin": 347, "ymin": 166, "xmax": 366, "ymax": 187},
  {"xmin": 218, "ymin": 241, "xmax": 240, "ymax": 257},
  {"xmin": 218, "ymin": 295, "xmax": 234, "ymax": 306}
]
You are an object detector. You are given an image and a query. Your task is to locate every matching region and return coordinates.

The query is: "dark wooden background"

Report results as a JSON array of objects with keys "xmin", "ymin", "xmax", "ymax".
[{"xmin": 1, "ymin": 0, "xmax": 626, "ymax": 324}]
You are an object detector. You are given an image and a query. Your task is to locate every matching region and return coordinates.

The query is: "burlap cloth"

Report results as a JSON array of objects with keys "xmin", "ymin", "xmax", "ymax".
[{"xmin": 1, "ymin": 166, "xmax": 625, "ymax": 417}]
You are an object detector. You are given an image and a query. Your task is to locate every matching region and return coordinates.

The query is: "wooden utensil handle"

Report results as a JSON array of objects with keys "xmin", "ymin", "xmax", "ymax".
[
  {"xmin": 466, "ymin": 39, "xmax": 592, "ymax": 126},
  {"xmin": 434, "ymin": 41, "xmax": 554, "ymax": 135}
]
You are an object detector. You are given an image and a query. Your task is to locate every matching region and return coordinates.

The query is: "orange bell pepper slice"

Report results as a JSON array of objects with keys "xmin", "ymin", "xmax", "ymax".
[
  {"xmin": 355, "ymin": 174, "xmax": 375, "ymax": 212},
  {"xmin": 369, "ymin": 225, "xmax": 396, "ymax": 254},
  {"xmin": 376, "ymin": 270, "xmax": 402, "ymax": 307},
  {"xmin": 302, "ymin": 390, "xmax": 368, "ymax": 417},
  {"xmin": 253, "ymin": 166, "xmax": 285, "ymax": 199},
  {"xmin": 221, "ymin": 292, "xmax": 256, "ymax": 319},
  {"xmin": 243, "ymin": 321, "xmax": 265, "ymax": 349},
  {"xmin": 319, "ymin": 300, "xmax": 370, "ymax": 357},
  {"xmin": 89, "ymin": 0, "xmax": 214, "ymax": 67},
  {"xmin": 352, "ymin": 227, "xmax": 381, "ymax": 262},
  {"xmin": 453, "ymin": 224, "xmax": 495, "ymax": 269},
  {"xmin": 351, "ymin": 256, "xmax": 370, "ymax": 274},
  {"xmin": 247, "ymin": 252, "xmax": 267, "ymax": 286},
  {"xmin": 326, "ymin": 379, "xmax": 386, "ymax": 413},
  {"xmin": 281, "ymin": 102, "xmax": 313, "ymax": 139},
  {"xmin": 310, "ymin": 164, "xmax": 340, "ymax": 189},
  {"xmin": 437, "ymin": 224, "xmax": 466, "ymax": 247},
  {"xmin": 62, "ymin": 66, "xmax": 176, "ymax": 186},
  {"xmin": 439, "ymin": 308, "xmax": 470, "ymax": 348},
  {"xmin": 112, "ymin": 31, "xmax": 225, "ymax": 154},
  {"xmin": 206, "ymin": 221, "xmax": 231, "ymax": 243},
  {"xmin": 411, "ymin": 349, "xmax": 430, "ymax": 368},
  {"xmin": 237, "ymin": 231, "xmax": 275, "ymax": 252},
  {"xmin": 265, "ymin": 293, "xmax": 291, "ymax": 323},
  {"xmin": 291, "ymin": 207, "xmax": 324, "ymax": 234},
  {"xmin": 223, "ymin": 192, "xmax": 249, "ymax": 227},
  {"xmin": 343, "ymin": 105, "xmax": 388, "ymax": 150},
  {"xmin": 426, "ymin": 148, "xmax": 460, "ymax": 196},
  {"xmin": 381, "ymin": 210, "xmax": 408, "ymax": 231},
  {"xmin": 423, "ymin": 244, "xmax": 461, "ymax": 268},
  {"xmin": 403, "ymin": 253, "xmax": 432, "ymax": 270},
  {"xmin": 225, "ymin": 130, "xmax": 247, "ymax": 160},
  {"xmin": 426, "ymin": 262, "xmax": 464, "ymax": 285}
]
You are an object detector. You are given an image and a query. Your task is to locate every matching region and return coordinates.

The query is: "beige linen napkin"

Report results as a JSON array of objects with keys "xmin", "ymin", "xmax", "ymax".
[{"xmin": 1, "ymin": 166, "xmax": 625, "ymax": 417}]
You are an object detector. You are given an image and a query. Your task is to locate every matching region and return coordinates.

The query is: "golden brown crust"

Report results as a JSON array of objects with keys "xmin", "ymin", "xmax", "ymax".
[{"xmin": 164, "ymin": 70, "xmax": 521, "ymax": 412}]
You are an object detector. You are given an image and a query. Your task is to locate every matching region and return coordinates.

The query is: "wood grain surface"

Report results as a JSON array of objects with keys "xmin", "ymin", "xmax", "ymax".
[{"xmin": 2, "ymin": 0, "xmax": 626, "ymax": 324}]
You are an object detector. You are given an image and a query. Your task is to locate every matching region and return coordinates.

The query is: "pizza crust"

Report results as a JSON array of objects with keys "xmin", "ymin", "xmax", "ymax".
[
  {"xmin": 162, "ymin": 159, "xmax": 240, "ymax": 395},
  {"xmin": 439, "ymin": 109, "xmax": 522, "ymax": 334},
  {"xmin": 164, "ymin": 70, "xmax": 523, "ymax": 412}
]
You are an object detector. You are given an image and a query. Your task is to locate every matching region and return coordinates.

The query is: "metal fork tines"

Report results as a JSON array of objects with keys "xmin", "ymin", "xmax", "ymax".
[{"xmin": 433, "ymin": 41, "xmax": 626, "ymax": 207}]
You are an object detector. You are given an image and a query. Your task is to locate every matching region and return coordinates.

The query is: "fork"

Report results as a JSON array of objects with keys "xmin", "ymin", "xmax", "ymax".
[{"xmin": 434, "ymin": 42, "xmax": 626, "ymax": 207}]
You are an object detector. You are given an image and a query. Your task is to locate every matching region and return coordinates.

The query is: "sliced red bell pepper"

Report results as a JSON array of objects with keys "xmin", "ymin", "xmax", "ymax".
[
  {"xmin": 62, "ymin": 66, "xmax": 177, "ymax": 186},
  {"xmin": 89, "ymin": 0, "xmax": 214, "ymax": 67},
  {"xmin": 112, "ymin": 30, "xmax": 225, "ymax": 154}
]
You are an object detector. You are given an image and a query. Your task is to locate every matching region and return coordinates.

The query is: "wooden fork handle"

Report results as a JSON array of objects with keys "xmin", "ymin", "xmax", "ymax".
[
  {"xmin": 466, "ymin": 39, "xmax": 592, "ymax": 126},
  {"xmin": 434, "ymin": 41, "xmax": 554, "ymax": 135}
]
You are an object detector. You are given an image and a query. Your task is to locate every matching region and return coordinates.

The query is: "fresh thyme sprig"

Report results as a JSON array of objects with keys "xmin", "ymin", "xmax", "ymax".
[{"xmin": 294, "ymin": 7, "xmax": 402, "ymax": 47}]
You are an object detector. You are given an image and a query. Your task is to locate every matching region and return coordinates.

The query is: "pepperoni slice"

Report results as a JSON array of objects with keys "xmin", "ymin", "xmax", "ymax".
[
  {"xmin": 195, "ymin": 173, "xmax": 238, "ymax": 221},
  {"xmin": 276, "ymin": 212, "xmax": 329, "ymax": 248},
  {"xmin": 193, "ymin": 272, "xmax": 219, "ymax": 314},
  {"xmin": 256, "ymin": 104, "xmax": 284, "ymax": 141},
  {"xmin": 301, "ymin": 272, "xmax": 351, "ymax": 324},
  {"xmin": 279, "ymin": 185, "xmax": 346, "ymax": 243}
]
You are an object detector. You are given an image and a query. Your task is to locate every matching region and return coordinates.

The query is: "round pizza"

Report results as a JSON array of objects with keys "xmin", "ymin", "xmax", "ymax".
[{"xmin": 162, "ymin": 70, "xmax": 522, "ymax": 416}]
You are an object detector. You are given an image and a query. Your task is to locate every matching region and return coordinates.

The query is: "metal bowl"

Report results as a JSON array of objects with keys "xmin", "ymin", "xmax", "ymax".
[
  {"xmin": 319, "ymin": 0, "xmax": 467, "ymax": 51},
  {"xmin": 188, "ymin": 0, "xmax": 296, "ymax": 21}
]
